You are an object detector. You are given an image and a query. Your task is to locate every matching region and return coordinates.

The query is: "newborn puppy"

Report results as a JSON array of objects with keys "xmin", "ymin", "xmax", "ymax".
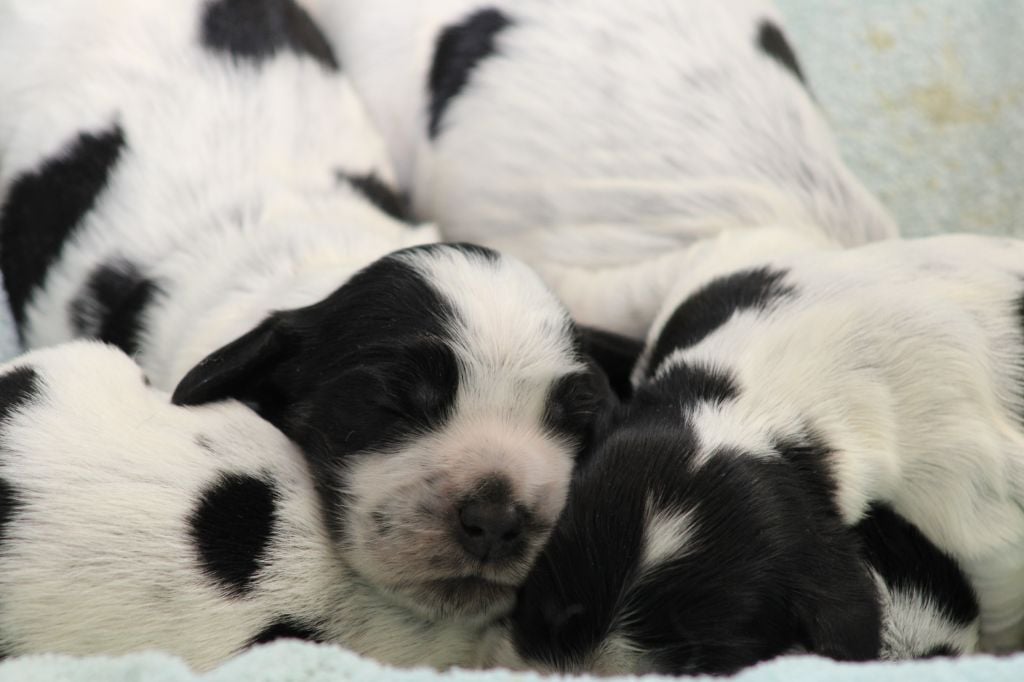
[
  {"xmin": 316, "ymin": 0, "xmax": 898, "ymax": 337},
  {"xmin": 0, "ymin": 0, "xmax": 605, "ymax": 622},
  {"xmin": 501, "ymin": 233, "xmax": 1024, "ymax": 673},
  {"xmin": 504, "ymin": 426, "xmax": 979, "ymax": 675},
  {"xmin": 0, "ymin": 342, "xmax": 511, "ymax": 670}
]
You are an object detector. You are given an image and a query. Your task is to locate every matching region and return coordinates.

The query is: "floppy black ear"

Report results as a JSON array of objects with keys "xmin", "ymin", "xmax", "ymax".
[
  {"xmin": 793, "ymin": 560, "xmax": 882, "ymax": 662},
  {"xmin": 171, "ymin": 316, "xmax": 296, "ymax": 417},
  {"xmin": 576, "ymin": 325, "xmax": 644, "ymax": 401}
]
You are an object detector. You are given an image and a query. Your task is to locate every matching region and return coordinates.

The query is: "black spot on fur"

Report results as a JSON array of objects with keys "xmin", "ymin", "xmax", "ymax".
[
  {"xmin": 190, "ymin": 473, "xmax": 277, "ymax": 597},
  {"xmin": 856, "ymin": 503, "xmax": 979, "ymax": 627},
  {"xmin": 0, "ymin": 366, "xmax": 41, "ymax": 426},
  {"xmin": 428, "ymin": 8, "xmax": 512, "ymax": 138},
  {"xmin": 201, "ymin": 0, "xmax": 339, "ymax": 70},
  {"xmin": 336, "ymin": 171, "xmax": 411, "ymax": 223},
  {"xmin": 69, "ymin": 259, "xmax": 163, "ymax": 357},
  {"xmin": 512, "ymin": 418, "xmax": 879, "ymax": 674},
  {"xmin": 922, "ymin": 645, "xmax": 956, "ymax": 658},
  {"xmin": 250, "ymin": 618, "xmax": 323, "ymax": 646},
  {"xmin": 757, "ymin": 21, "xmax": 806, "ymax": 85},
  {"xmin": 0, "ymin": 124, "xmax": 126, "ymax": 330},
  {"xmin": 645, "ymin": 267, "xmax": 794, "ymax": 378},
  {"xmin": 0, "ymin": 478, "xmax": 23, "ymax": 549},
  {"xmin": 640, "ymin": 360, "xmax": 740, "ymax": 411}
]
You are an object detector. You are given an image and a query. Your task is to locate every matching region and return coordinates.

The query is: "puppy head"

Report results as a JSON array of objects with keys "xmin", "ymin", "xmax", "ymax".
[
  {"xmin": 507, "ymin": 413, "xmax": 882, "ymax": 675},
  {"xmin": 172, "ymin": 243, "xmax": 613, "ymax": 620}
]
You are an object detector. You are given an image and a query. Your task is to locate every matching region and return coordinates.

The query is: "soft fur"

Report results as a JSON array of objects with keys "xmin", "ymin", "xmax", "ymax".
[
  {"xmin": 315, "ymin": 0, "xmax": 899, "ymax": 337},
  {"xmin": 0, "ymin": 342, "xmax": 520, "ymax": 670},
  {"xmin": 497, "ymin": 233, "xmax": 1024, "ymax": 673},
  {"xmin": 0, "ymin": 0, "xmax": 608, "ymax": 627}
]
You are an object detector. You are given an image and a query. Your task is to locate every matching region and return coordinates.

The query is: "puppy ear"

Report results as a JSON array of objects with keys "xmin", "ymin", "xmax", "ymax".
[
  {"xmin": 793, "ymin": 560, "xmax": 881, "ymax": 662},
  {"xmin": 576, "ymin": 325, "xmax": 643, "ymax": 400},
  {"xmin": 171, "ymin": 316, "xmax": 296, "ymax": 416}
]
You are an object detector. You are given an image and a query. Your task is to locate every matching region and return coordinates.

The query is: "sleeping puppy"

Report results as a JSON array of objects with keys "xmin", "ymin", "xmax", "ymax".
[
  {"xmin": 315, "ymin": 0, "xmax": 898, "ymax": 337},
  {"xmin": 502, "ymin": 429, "xmax": 979, "ymax": 675},
  {"xmin": 0, "ymin": 342, "xmax": 510, "ymax": 670},
  {"xmin": 0, "ymin": 0, "xmax": 608, "ymax": 623},
  {"xmin": 498, "ymin": 232, "xmax": 1024, "ymax": 673}
]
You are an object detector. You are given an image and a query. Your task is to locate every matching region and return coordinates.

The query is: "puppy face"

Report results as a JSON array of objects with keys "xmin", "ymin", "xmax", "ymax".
[
  {"xmin": 507, "ymin": 408, "xmax": 881, "ymax": 675},
  {"xmin": 173, "ymin": 243, "xmax": 612, "ymax": 620}
]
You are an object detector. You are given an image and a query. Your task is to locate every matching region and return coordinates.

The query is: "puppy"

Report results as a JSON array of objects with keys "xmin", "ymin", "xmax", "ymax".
[
  {"xmin": 316, "ymin": 0, "xmax": 898, "ymax": 337},
  {"xmin": 503, "ymin": 435, "xmax": 979, "ymax": 675},
  {"xmin": 0, "ymin": 0, "xmax": 607, "ymax": 623},
  {"xmin": 0, "ymin": 341, "xmax": 514, "ymax": 670},
  {"xmin": 499, "ymin": 232, "xmax": 1024, "ymax": 673}
]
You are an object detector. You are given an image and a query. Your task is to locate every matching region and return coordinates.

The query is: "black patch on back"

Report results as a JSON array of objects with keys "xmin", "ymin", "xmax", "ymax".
[
  {"xmin": 336, "ymin": 171, "xmax": 411, "ymax": 223},
  {"xmin": 855, "ymin": 503, "xmax": 979, "ymax": 627},
  {"xmin": 0, "ymin": 366, "xmax": 40, "ymax": 427},
  {"xmin": 645, "ymin": 267, "xmax": 794, "ymax": 378},
  {"xmin": 249, "ymin": 618, "xmax": 324, "ymax": 646},
  {"xmin": 201, "ymin": 0, "xmax": 339, "ymax": 71},
  {"xmin": 0, "ymin": 124, "xmax": 126, "ymax": 329},
  {"xmin": 512, "ymin": 417, "xmax": 880, "ymax": 674},
  {"xmin": 428, "ymin": 8, "xmax": 512, "ymax": 138},
  {"xmin": 69, "ymin": 259, "xmax": 163, "ymax": 357},
  {"xmin": 757, "ymin": 21, "xmax": 806, "ymax": 85},
  {"xmin": 640, "ymin": 360, "xmax": 740, "ymax": 412},
  {"xmin": 189, "ymin": 473, "xmax": 277, "ymax": 597}
]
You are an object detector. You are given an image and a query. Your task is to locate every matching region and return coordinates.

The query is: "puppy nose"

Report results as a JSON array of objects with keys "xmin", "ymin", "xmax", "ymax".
[{"xmin": 457, "ymin": 499, "xmax": 525, "ymax": 562}]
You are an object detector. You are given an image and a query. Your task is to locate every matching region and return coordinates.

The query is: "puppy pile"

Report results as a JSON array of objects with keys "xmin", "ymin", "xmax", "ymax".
[{"xmin": 0, "ymin": 0, "xmax": 1019, "ymax": 677}]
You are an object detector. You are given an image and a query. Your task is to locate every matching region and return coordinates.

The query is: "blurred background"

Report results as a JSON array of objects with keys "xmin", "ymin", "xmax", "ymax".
[{"xmin": 777, "ymin": 0, "xmax": 1024, "ymax": 238}]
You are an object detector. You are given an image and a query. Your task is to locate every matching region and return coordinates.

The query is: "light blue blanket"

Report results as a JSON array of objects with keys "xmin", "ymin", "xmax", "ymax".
[
  {"xmin": 1, "ymin": 1, "xmax": 1022, "ymax": 679},
  {"xmin": 1, "ymin": 641, "xmax": 1023, "ymax": 682}
]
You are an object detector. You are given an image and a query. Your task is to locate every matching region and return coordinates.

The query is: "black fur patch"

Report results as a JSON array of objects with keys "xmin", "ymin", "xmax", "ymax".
[
  {"xmin": 69, "ymin": 259, "xmax": 163, "ymax": 357},
  {"xmin": 543, "ymin": 370, "xmax": 608, "ymax": 459},
  {"xmin": 428, "ymin": 8, "xmax": 512, "ymax": 138},
  {"xmin": 855, "ymin": 503, "xmax": 979, "ymax": 627},
  {"xmin": 250, "ymin": 618, "xmax": 324, "ymax": 646},
  {"xmin": 0, "ymin": 124, "xmax": 126, "ymax": 329},
  {"xmin": 0, "ymin": 366, "xmax": 41, "ymax": 426},
  {"xmin": 0, "ymin": 477, "xmax": 22, "ymax": 549},
  {"xmin": 576, "ymin": 326, "xmax": 643, "ymax": 401},
  {"xmin": 512, "ymin": 417, "xmax": 879, "ymax": 674},
  {"xmin": 201, "ymin": 0, "xmax": 339, "ymax": 71},
  {"xmin": 645, "ymin": 267, "xmax": 794, "ymax": 378},
  {"xmin": 189, "ymin": 473, "xmax": 277, "ymax": 597},
  {"xmin": 922, "ymin": 645, "xmax": 956, "ymax": 658},
  {"xmin": 337, "ymin": 171, "xmax": 410, "ymax": 223},
  {"xmin": 757, "ymin": 21, "xmax": 806, "ymax": 85},
  {"xmin": 640, "ymin": 360, "xmax": 740, "ymax": 412}
]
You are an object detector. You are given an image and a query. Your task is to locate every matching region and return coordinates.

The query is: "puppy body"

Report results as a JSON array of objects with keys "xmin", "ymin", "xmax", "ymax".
[
  {"xmin": 317, "ymin": 0, "xmax": 898, "ymax": 336},
  {"xmin": 0, "ymin": 342, "xmax": 506, "ymax": 670},
  {"xmin": 505, "ymin": 234, "xmax": 1024, "ymax": 674},
  {"xmin": 0, "ymin": 0, "xmax": 602, "ymax": 628}
]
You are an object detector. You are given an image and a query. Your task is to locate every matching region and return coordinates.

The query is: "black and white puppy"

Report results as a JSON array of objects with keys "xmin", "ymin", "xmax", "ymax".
[
  {"xmin": 496, "ymin": 232, "xmax": 1024, "ymax": 673},
  {"xmin": 0, "ymin": 0, "xmax": 608, "ymax": 623},
  {"xmin": 0, "ymin": 342, "xmax": 512, "ymax": 670},
  {"xmin": 317, "ymin": 0, "xmax": 898, "ymax": 337},
  {"xmin": 503, "ymin": 424, "xmax": 979, "ymax": 675}
]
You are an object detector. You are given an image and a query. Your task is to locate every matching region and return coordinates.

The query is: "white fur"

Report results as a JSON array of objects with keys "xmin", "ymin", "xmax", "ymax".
[
  {"xmin": 316, "ymin": 0, "xmax": 898, "ymax": 336},
  {"xmin": 0, "ymin": 342, "xmax": 508, "ymax": 670},
  {"xmin": 641, "ymin": 234, "xmax": 1024, "ymax": 652}
]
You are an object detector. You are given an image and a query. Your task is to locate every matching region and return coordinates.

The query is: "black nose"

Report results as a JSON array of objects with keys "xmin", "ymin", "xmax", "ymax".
[{"xmin": 457, "ymin": 499, "xmax": 525, "ymax": 562}]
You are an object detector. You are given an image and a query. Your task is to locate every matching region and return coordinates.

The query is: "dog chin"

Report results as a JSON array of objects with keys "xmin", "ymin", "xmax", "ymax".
[{"xmin": 384, "ymin": 576, "xmax": 517, "ymax": 622}]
